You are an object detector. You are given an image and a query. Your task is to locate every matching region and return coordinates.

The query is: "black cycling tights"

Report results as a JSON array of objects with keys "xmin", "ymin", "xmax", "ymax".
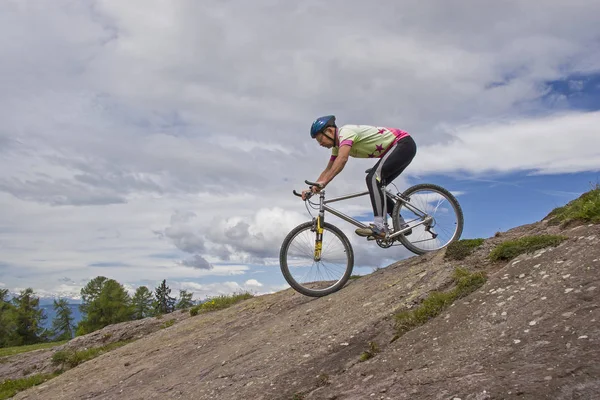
[{"xmin": 365, "ymin": 135, "xmax": 417, "ymax": 217}]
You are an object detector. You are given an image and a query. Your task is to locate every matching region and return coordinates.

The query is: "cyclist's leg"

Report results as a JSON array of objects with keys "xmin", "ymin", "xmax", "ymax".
[
  {"xmin": 355, "ymin": 158, "xmax": 387, "ymax": 237},
  {"xmin": 371, "ymin": 137, "xmax": 416, "ymax": 214},
  {"xmin": 382, "ymin": 139, "xmax": 416, "ymax": 214},
  {"xmin": 360, "ymin": 136, "xmax": 416, "ymax": 233},
  {"xmin": 365, "ymin": 159, "xmax": 386, "ymax": 227},
  {"xmin": 379, "ymin": 136, "xmax": 417, "ymax": 188},
  {"xmin": 379, "ymin": 136, "xmax": 417, "ymax": 229}
]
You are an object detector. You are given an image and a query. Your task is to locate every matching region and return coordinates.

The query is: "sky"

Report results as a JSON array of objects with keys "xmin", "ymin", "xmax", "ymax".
[{"xmin": 1, "ymin": 0, "xmax": 600, "ymax": 302}]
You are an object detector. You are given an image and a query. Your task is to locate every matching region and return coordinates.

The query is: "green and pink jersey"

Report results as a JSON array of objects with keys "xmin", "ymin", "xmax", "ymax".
[{"xmin": 330, "ymin": 125, "xmax": 410, "ymax": 161}]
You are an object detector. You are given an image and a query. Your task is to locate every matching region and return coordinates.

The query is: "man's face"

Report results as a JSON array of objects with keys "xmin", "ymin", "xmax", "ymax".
[{"xmin": 316, "ymin": 128, "xmax": 334, "ymax": 148}]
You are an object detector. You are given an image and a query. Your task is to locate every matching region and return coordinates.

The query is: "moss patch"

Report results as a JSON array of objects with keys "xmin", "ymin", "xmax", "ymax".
[
  {"xmin": 0, "ymin": 341, "xmax": 69, "ymax": 358},
  {"xmin": 393, "ymin": 268, "xmax": 486, "ymax": 340},
  {"xmin": 0, "ymin": 372, "xmax": 62, "ymax": 400},
  {"xmin": 444, "ymin": 238, "xmax": 485, "ymax": 260},
  {"xmin": 359, "ymin": 341, "xmax": 380, "ymax": 362},
  {"xmin": 51, "ymin": 340, "xmax": 133, "ymax": 370},
  {"xmin": 160, "ymin": 319, "xmax": 176, "ymax": 329},
  {"xmin": 489, "ymin": 235, "xmax": 567, "ymax": 262}
]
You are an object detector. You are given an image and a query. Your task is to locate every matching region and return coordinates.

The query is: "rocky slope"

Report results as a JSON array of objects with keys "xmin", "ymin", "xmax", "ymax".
[
  {"xmin": 5, "ymin": 209, "xmax": 600, "ymax": 400},
  {"xmin": 0, "ymin": 309, "xmax": 191, "ymax": 383}
]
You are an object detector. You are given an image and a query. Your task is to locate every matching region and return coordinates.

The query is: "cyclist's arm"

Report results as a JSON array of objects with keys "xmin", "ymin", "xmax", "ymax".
[
  {"xmin": 316, "ymin": 158, "xmax": 335, "ymax": 182},
  {"xmin": 319, "ymin": 145, "xmax": 350, "ymax": 186}
]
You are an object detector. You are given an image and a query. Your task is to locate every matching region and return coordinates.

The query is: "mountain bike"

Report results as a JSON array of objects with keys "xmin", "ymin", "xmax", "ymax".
[{"xmin": 279, "ymin": 171, "xmax": 464, "ymax": 297}]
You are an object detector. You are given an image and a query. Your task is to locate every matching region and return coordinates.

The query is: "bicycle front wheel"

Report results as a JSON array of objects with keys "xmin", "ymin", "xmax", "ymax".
[
  {"xmin": 392, "ymin": 183, "xmax": 464, "ymax": 255},
  {"xmin": 279, "ymin": 221, "xmax": 354, "ymax": 297}
]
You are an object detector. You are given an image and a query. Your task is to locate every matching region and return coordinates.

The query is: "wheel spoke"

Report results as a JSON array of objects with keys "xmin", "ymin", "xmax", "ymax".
[
  {"xmin": 393, "ymin": 184, "xmax": 463, "ymax": 254},
  {"xmin": 280, "ymin": 222, "xmax": 353, "ymax": 297}
]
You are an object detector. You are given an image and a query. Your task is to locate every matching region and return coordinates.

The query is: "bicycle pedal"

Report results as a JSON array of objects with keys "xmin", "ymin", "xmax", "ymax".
[{"xmin": 367, "ymin": 235, "xmax": 386, "ymax": 241}]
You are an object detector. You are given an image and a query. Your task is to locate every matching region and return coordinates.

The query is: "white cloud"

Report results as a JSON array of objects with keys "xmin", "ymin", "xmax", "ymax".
[
  {"xmin": 130, "ymin": 276, "xmax": 273, "ymax": 299},
  {"xmin": 158, "ymin": 206, "xmax": 309, "ymax": 265},
  {"xmin": 1, "ymin": 0, "xmax": 600, "ymax": 298},
  {"xmin": 413, "ymin": 111, "xmax": 600, "ymax": 176},
  {"xmin": 177, "ymin": 279, "xmax": 273, "ymax": 299},
  {"xmin": 245, "ymin": 279, "xmax": 263, "ymax": 288}
]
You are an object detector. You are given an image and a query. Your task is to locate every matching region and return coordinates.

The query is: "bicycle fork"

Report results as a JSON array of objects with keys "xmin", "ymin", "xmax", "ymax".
[
  {"xmin": 313, "ymin": 192, "xmax": 326, "ymax": 261},
  {"xmin": 314, "ymin": 216, "xmax": 324, "ymax": 261}
]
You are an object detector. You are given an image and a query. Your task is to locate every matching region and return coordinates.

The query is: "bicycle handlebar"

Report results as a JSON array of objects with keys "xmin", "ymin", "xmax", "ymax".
[
  {"xmin": 292, "ymin": 180, "xmax": 324, "ymax": 199},
  {"xmin": 305, "ymin": 180, "xmax": 322, "ymax": 188}
]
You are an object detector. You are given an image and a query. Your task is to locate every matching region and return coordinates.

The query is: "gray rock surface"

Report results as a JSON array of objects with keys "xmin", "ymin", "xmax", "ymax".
[{"xmin": 5, "ymin": 219, "xmax": 599, "ymax": 400}]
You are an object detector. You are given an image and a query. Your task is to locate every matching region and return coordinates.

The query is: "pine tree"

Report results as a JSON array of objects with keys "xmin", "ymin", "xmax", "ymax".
[
  {"xmin": 132, "ymin": 286, "xmax": 153, "ymax": 320},
  {"xmin": 154, "ymin": 280, "xmax": 176, "ymax": 315},
  {"xmin": 79, "ymin": 276, "xmax": 107, "ymax": 319},
  {"xmin": 175, "ymin": 290, "xmax": 194, "ymax": 310},
  {"xmin": 0, "ymin": 289, "xmax": 17, "ymax": 347},
  {"xmin": 11, "ymin": 288, "xmax": 47, "ymax": 345},
  {"xmin": 97, "ymin": 279, "xmax": 133, "ymax": 325},
  {"xmin": 76, "ymin": 277, "xmax": 133, "ymax": 335},
  {"xmin": 51, "ymin": 298, "xmax": 75, "ymax": 340},
  {"xmin": 76, "ymin": 276, "xmax": 108, "ymax": 335}
]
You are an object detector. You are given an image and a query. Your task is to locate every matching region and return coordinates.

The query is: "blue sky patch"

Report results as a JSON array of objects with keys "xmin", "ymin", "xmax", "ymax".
[
  {"xmin": 542, "ymin": 72, "xmax": 600, "ymax": 111},
  {"xmin": 424, "ymin": 170, "xmax": 599, "ymax": 239}
]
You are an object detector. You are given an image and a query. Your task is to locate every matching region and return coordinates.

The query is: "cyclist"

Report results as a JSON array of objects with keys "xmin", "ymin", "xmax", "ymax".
[{"xmin": 302, "ymin": 115, "xmax": 417, "ymax": 239}]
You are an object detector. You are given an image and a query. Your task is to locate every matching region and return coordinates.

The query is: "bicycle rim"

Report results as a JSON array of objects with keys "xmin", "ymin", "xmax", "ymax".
[
  {"xmin": 280, "ymin": 221, "xmax": 354, "ymax": 297},
  {"xmin": 393, "ymin": 183, "xmax": 464, "ymax": 254}
]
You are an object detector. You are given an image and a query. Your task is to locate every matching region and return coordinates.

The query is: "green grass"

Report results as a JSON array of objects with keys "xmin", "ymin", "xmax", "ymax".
[
  {"xmin": 160, "ymin": 319, "xmax": 176, "ymax": 329},
  {"xmin": 488, "ymin": 234, "xmax": 568, "ymax": 261},
  {"xmin": 393, "ymin": 268, "xmax": 486, "ymax": 340},
  {"xmin": 51, "ymin": 340, "xmax": 133, "ymax": 369},
  {"xmin": 189, "ymin": 292, "xmax": 254, "ymax": 316},
  {"xmin": 546, "ymin": 185, "xmax": 600, "ymax": 225},
  {"xmin": 444, "ymin": 238, "xmax": 485, "ymax": 261},
  {"xmin": 0, "ymin": 372, "xmax": 62, "ymax": 400},
  {"xmin": 359, "ymin": 341, "xmax": 380, "ymax": 362},
  {"xmin": 316, "ymin": 373, "xmax": 330, "ymax": 387},
  {"xmin": 0, "ymin": 340, "xmax": 69, "ymax": 358}
]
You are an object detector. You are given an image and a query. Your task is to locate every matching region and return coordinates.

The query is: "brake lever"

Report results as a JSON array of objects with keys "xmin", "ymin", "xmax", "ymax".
[
  {"xmin": 293, "ymin": 180, "xmax": 323, "ymax": 200},
  {"xmin": 293, "ymin": 189, "xmax": 314, "ymax": 200}
]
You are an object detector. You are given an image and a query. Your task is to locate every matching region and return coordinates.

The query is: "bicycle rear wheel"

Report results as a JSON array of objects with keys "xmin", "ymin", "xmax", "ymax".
[
  {"xmin": 279, "ymin": 221, "xmax": 354, "ymax": 297},
  {"xmin": 392, "ymin": 183, "xmax": 464, "ymax": 255}
]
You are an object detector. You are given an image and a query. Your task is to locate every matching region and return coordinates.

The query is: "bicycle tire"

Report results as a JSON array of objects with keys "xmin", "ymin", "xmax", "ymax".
[
  {"xmin": 279, "ymin": 221, "xmax": 354, "ymax": 297},
  {"xmin": 392, "ymin": 183, "xmax": 464, "ymax": 255}
]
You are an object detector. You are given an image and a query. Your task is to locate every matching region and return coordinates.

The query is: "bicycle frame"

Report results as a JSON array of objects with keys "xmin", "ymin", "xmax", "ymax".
[{"xmin": 310, "ymin": 186, "xmax": 433, "ymax": 240}]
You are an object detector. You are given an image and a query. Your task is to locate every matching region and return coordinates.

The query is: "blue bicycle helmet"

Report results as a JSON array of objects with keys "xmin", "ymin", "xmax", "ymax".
[{"xmin": 310, "ymin": 115, "xmax": 336, "ymax": 138}]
